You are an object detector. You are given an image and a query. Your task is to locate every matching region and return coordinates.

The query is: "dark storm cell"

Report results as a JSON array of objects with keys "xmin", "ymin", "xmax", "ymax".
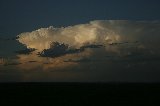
[
  {"xmin": 38, "ymin": 42, "xmax": 81, "ymax": 58},
  {"xmin": 38, "ymin": 42, "xmax": 104, "ymax": 58},
  {"xmin": 80, "ymin": 44, "xmax": 103, "ymax": 49},
  {"xmin": 64, "ymin": 58, "xmax": 91, "ymax": 63},
  {"xmin": 38, "ymin": 42, "xmax": 69, "ymax": 57},
  {"xmin": 15, "ymin": 48, "xmax": 36, "ymax": 54}
]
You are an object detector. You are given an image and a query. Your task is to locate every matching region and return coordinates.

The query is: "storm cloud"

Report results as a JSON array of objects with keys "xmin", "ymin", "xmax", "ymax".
[
  {"xmin": 1, "ymin": 20, "xmax": 160, "ymax": 82},
  {"xmin": 13, "ymin": 20, "xmax": 160, "ymax": 73},
  {"xmin": 17, "ymin": 20, "xmax": 160, "ymax": 53}
]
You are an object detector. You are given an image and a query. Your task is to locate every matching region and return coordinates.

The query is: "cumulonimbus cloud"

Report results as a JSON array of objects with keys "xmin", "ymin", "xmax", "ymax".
[
  {"xmin": 1, "ymin": 20, "xmax": 159, "ymax": 73},
  {"xmin": 17, "ymin": 20, "xmax": 160, "ymax": 53}
]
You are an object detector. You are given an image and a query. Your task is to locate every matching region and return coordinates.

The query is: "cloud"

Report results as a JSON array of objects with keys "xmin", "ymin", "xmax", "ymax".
[
  {"xmin": 16, "ymin": 20, "xmax": 127, "ymax": 51},
  {"xmin": 15, "ymin": 48, "xmax": 36, "ymax": 55},
  {"xmin": 16, "ymin": 49, "xmax": 92, "ymax": 71},
  {"xmin": 38, "ymin": 42, "xmax": 104, "ymax": 58},
  {"xmin": 17, "ymin": 20, "xmax": 160, "ymax": 52},
  {"xmin": 1, "ymin": 20, "xmax": 160, "ymax": 82},
  {"xmin": 15, "ymin": 20, "xmax": 160, "ymax": 71}
]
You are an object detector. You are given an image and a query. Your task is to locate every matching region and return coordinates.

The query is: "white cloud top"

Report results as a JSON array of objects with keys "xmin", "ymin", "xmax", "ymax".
[{"xmin": 17, "ymin": 20, "xmax": 160, "ymax": 54}]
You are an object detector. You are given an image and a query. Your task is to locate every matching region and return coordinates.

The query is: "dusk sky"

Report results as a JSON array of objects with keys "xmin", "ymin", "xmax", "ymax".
[
  {"xmin": 0, "ymin": 0, "xmax": 160, "ymax": 36},
  {"xmin": 0, "ymin": 0, "xmax": 160, "ymax": 82},
  {"xmin": 1, "ymin": 1, "xmax": 160, "ymax": 105}
]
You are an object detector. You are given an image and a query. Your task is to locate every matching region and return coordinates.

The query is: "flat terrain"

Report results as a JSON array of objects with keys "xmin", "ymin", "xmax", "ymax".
[{"xmin": 0, "ymin": 82, "xmax": 159, "ymax": 105}]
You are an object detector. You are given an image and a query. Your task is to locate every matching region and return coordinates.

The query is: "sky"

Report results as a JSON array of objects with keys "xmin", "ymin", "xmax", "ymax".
[
  {"xmin": 1, "ymin": 20, "xmax": 160, "ymax": 82},
  {"xmin": 0, "ymin": 0, "xmax": 160, "ymax": 36},
  {"xmin": 0, "ymin": 0, "xmax": 160, "ymax": 82}
]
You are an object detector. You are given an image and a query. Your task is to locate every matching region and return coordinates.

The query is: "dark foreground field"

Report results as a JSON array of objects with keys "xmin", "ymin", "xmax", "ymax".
[{"xmin": 0, "ymin": 82, "xmax": 159, "ymax": 105}]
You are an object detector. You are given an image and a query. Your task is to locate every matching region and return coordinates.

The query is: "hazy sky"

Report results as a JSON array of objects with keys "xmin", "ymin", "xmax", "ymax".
[{"xmin": 0, "ymin": 0, "xmax": 160, "ymax": 36}]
